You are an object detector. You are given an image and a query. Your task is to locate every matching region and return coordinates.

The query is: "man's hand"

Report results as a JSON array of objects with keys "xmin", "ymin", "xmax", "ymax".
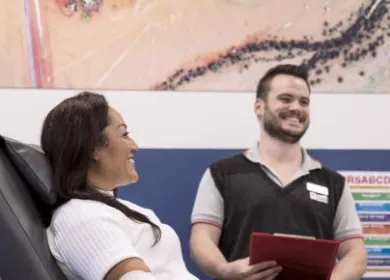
[{"xmin": 217, "ymin": 257, "xmax": 282, "ymax": 280}]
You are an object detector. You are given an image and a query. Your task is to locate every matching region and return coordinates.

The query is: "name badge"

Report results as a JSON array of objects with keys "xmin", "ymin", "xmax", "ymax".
[
  {"xmin": 306, "ymin": 182, "xmax": 329, "ymax": 196},
  {"xmin": 309, "ymin": 192, "xmax": 328, "ymax": 204}
]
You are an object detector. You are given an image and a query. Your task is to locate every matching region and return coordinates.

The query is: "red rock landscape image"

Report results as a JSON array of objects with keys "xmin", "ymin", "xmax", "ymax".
[{"xmin": 2, "ymin": 0, "xmax": 390, "ymax": 92}]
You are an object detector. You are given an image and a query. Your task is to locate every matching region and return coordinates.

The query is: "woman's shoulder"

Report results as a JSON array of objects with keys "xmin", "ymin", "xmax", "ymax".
[
  {"xmin": 117, "ymin": 198, "xmax": 161, "ymax": 222},
  {"xmin": 117, "ymin": 198, "xmax": 152, "ymax": 213},
  {"xmin": 50, "ymin": 198, "xmax": 160, "ymax": 229},
  {"xmin": 50, "ymin": 199, "xmax": 120, "ymax": 227}
]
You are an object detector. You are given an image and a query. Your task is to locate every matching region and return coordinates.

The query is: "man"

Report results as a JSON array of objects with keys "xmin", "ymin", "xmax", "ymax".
[{"xmin": 189, "ymin": 64, "xmax": 367, "ymax": 280}]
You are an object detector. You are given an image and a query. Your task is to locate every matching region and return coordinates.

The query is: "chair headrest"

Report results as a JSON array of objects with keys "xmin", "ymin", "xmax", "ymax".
[{"xmin": 0, "ymin": 135, "xmax": 57, "ymax": 205}]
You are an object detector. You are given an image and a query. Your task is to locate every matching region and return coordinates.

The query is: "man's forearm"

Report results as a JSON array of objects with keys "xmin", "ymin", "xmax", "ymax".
[
  {"xmin": 190, "ymin": 236, "xmax": 228, "ymax": 278},
  {"xmin": 330, "ymin": 250, "xmax": 367, "ymax": 280}
]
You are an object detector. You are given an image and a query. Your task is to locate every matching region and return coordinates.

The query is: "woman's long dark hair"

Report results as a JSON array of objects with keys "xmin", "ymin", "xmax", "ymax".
[{"xmin": 40, "ymin": 91, "xmax": 161, "ymax": 244}]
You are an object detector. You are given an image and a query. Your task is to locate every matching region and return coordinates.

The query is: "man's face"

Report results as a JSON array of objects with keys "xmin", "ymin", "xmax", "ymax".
[{"xmin": 255, "ymin": 74, "xmax": 310, "ymax": 144}]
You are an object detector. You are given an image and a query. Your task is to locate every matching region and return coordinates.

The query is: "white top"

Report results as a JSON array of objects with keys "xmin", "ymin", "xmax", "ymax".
[{"xmin": 46, "ymin": 197, "xmax": 199, "ymax": 280}]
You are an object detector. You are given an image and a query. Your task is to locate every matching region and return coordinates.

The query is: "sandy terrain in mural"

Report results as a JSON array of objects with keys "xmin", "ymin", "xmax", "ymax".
[{"xmin": 8, "ymin": 0, "xmax": 390, "ymax": 92}]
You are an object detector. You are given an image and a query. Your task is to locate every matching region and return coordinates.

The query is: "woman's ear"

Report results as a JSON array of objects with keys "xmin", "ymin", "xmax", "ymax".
[{"xmin": 92, "ymin": 148, "xmax": 100, "ymax": 162}]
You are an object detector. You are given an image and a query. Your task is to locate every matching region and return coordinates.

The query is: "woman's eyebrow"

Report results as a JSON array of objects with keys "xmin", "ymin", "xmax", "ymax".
[{"xmin": 151, "ymin": 1, "xmax": 389, "ymax": 91}]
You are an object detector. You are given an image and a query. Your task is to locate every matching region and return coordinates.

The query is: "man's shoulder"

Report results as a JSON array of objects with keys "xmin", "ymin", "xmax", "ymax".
[
  {"xmin": 208, "ymin": 151, "xmax": 259, "ymax": 180},
  {"xmin": 315, "ymin": 164, "xmax": 345, "ymax": 181},
  {"xmin": 209, "ymin": 151, "xmax": 252, "ymax": 169}
]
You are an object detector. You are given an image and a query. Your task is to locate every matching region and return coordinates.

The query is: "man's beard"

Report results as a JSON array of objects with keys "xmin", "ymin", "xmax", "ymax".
[{"xmin": 261, "ymin": 105, "xmax": 309, "ymax": 144}]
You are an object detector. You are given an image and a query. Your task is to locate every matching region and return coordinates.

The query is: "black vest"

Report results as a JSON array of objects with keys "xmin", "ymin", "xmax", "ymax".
[{"xmin": 209, "ymin": 154, "xmax": 345, "ymax": 262}]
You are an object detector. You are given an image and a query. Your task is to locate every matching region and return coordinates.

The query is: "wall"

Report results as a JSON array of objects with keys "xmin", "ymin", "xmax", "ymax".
[{"xmin": 1, "ymin": 89, "xmax": 390, "ymax": 279}]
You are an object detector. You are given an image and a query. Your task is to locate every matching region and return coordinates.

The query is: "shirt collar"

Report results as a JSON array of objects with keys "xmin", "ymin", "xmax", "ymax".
[
  {"xmin": 244, "ymin": 141, "xmax": 321, "ymax": 172},
  {"xmin": 96, "ymin": 188, "xmax": 115, "ymax": 197}
]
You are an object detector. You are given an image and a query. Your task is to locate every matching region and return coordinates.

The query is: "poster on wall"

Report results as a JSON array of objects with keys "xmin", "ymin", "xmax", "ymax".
[
  {"xmin": 340, "ymin": 171, "xmax": 390, "ymax": 279},
  {"xmin": 4, "ymin": 0, "xmax": 390, "ymax": 91}
]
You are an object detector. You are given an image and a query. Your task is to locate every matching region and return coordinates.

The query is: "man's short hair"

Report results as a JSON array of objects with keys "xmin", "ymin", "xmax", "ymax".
[{"xmin": 256, "ymin": 64, "xmax": 310, "ymax": 99}]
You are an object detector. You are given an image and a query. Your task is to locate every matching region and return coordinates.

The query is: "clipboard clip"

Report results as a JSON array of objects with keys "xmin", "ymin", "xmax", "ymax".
[{"xmin": 273, "ymin": 233, "xmax": 316, "ymax": 240}]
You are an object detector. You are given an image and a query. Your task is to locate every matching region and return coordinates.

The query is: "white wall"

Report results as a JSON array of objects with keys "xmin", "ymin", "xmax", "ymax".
[{"xmin": 0, "ymin": 89, "xmax": 388, "ymax": 150}]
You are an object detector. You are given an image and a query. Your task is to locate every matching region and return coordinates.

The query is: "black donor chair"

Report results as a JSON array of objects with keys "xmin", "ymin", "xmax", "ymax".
[{"xmin": 0, "ymin": 134, "xmax": 66, "ymax": 280}]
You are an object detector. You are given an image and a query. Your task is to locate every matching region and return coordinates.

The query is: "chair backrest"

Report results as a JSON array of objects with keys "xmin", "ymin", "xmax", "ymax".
[{"xmin": 0, "ymin": 135, "xmax": 66, "ymax": 280}]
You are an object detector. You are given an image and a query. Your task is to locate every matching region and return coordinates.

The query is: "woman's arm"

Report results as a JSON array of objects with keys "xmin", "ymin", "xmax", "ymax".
[{"xmin": 105, "ymin": 258, "xmax": 156, "ymax": 280}]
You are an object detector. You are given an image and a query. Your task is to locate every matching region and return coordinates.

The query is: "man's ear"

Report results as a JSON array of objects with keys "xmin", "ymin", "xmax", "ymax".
[{"xmin": 254, "ymin": 98, "xmax": 264, "ymax": 117}]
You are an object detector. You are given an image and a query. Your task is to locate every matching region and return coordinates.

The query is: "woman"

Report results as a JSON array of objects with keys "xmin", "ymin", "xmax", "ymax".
[{"xmin": 41, "ymin": 91, "xmax": 199, "ymax": 280}]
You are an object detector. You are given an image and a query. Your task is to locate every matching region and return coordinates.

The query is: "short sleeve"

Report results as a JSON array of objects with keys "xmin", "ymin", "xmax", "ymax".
[
  {"xmin": 52, "ymin": 204, "xmax": 141, "ymax": 280},
  {"xmin": 333, "ymin": 183, "xmax": 363, "ymax": 240},
  {"xmin": 191, "ymin": 168, "xmax": 224, "ymax": 226}
]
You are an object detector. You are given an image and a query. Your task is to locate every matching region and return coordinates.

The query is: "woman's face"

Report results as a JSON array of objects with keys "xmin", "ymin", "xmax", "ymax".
[{"xmin": 89, "ymin": 107, "xmax": 139, "ymax": 190}]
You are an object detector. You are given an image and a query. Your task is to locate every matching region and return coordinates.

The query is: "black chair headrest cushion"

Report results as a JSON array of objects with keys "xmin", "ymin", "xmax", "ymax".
[{"xmin": 0, "ymin": 134, "xmax": 57, "ymax": 205}]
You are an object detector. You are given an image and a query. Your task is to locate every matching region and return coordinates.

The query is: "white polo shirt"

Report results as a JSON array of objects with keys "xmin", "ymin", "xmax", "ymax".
[{"xmin": 46, "ymin": 196, "xmax": 199, "ymax": 280}]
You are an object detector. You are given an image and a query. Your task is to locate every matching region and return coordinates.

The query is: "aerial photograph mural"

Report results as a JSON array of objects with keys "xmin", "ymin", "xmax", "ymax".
[{"xmin": 2, "ymin": 0, "xmax": 390, "ymax": 92}]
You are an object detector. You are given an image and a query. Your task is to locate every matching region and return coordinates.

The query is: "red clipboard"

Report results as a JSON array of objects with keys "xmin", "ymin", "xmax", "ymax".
[{"xmin": 249, "ymin": 232, "xmax": 340, "ymax": 280}]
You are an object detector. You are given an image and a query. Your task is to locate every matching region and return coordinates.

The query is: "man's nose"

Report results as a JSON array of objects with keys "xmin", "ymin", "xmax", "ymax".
[{"xmin": 288, "ymin": 100, "xmax": 302, "ymax": 111}]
